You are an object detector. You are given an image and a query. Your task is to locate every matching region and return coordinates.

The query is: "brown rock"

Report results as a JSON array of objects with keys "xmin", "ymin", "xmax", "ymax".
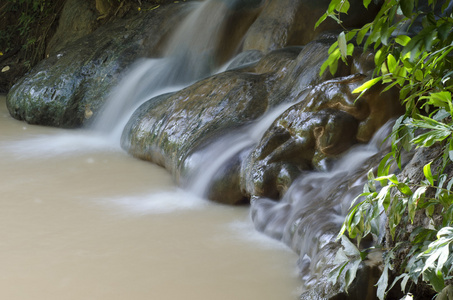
[{"xmin": 242, "ymin": 0, "xmax": 380, "ymax": 52}]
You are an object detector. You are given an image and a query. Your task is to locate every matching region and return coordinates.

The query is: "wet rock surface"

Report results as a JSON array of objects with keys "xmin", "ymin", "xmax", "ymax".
[
  {"xmin": 6, "ymin": 3, "xmax": 189, "ymax": 128},
  {"xmin": 121, "ymin": 70, "xmax": 271, "ymax": 183},
  {"xmin": 46, "ymin": 0, "xmax": 99, "ymax": 56},
  {"xmin": 242, "ymin": 74, "xmax": 403, "ymax": 199},
  {"xmin": 4, "ymin": 0, "xmax": 409, "ymax": 298},
  {"xmin": 241, "ymin": 0, "xmax": 381, "ymax": 52}
]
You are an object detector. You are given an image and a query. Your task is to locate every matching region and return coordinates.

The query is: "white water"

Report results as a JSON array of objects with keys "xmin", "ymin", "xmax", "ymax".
[
  {"xmin": 187, "ymin": 102, "xmax": 296, "ymax": 198},
  {"xmin": 249, "ymin": 121, "xmax": 393, "ymax": 288},
  {"xmin": 0, "ymin": 95, "xmax": 301, "ymax": 299},
  {"xmin": 93, "ymin": 0, "xmax": 236, "ymax": 140}
]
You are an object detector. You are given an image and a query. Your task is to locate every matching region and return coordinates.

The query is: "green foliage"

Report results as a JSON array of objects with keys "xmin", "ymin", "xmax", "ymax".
[
  {"xmin": 329, "ymin": 236, "xmax": 368, "ymax": 293},
  {"xmin": 317, "ymin": 0, "xmax": 453, "ymax": 298},
  {"xmin": 339, "ymin": 161, "xmax": 453, "ymax": 298},
  {"xmin": 0, "ymin": 0, "xmax": 64, "ymax": 69}
]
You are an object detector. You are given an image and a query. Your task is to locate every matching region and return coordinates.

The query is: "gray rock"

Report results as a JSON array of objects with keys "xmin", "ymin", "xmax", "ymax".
[
  {"xmin": 46, "ymin": 0, "xmax": 98, "ymax": 56},
  {"xmin": 6, "ymin": 4, "xmax": 190, "ymax": 127},
  {"xmin": 242, "ymin": 0, "xmax": 381, "ymax": 52}
]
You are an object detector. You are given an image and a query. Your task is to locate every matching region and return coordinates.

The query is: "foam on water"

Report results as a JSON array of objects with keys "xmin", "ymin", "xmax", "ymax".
[
  {"xmin": 0, "ymin": 131, "xmax": 117, "ymax": 158},
  {"xmin": 98, "ymin": 188, "xmax": 208, "ymax": 215}
]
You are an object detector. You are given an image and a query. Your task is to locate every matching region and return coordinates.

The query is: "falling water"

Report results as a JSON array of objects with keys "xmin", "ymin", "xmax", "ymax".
[
  {"xmin": 249, "ymin": 121, "xmax": 394, "ymax": 288},
  {"xmin": 3, "ymin": 0, "xmax": 403, "ymax": 297},
  {"xmin": 187, "ymin": 102, "xmax": 297, "ymax": 198},
  {"xmin": 92, "ymin": 0, "xmax": 248, "ymax": 140}
]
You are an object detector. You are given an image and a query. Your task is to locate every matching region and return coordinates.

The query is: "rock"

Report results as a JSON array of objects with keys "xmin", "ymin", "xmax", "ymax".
[
  {"xmin": 46, "ymin": 0, "xmax": 98, "ymax": 56},
  {"xmin": 6, "ymin": 0, "xmax": 266, "ymax": 128},
  {"xmin": 226, "ymin": 50, "xmax": 264, "ymax": 70},
  {"xmin": 6, "ymin": 3, "xmax": 190, "ymax": 128},
  {"xmin": 242, "ymin": 74, "xmax": 403, "ymax": 199},
  {"xmin": 121, "ymin": 70, "xmax": 271, "ymax": 184},
  {"xmin": 241, "ymin": 0, "xmax": 381, "ymax": 52},
  {"xmin": 244, "ymin": 108, "xmax": 359, "ymax": 199},
  {"xmin": 206, "ymin": 150, "xmax": 250, "ymax": 205},
  {"xmin": 121, "ymin": 41, "xmax": 402, "ymax": 205}
]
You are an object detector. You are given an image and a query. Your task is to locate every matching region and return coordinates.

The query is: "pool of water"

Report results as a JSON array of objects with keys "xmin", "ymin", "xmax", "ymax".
[{"xmin": 0, "ymin": 95, "xmax": 301, "ymax": 300}]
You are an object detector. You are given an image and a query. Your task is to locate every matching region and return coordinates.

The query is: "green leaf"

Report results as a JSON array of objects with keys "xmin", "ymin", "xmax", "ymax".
[
  {"xmin": 376, "ymin": 174, "xmax": 399, "ymax": 185},
  {"xmin": 344, "ymin": 259, "xmax": 361, "ymax": 292},
  {"xmin": 426, "ymin": 204, "xmax": 435, "ymax": 217},
  {"xmin": 341, "ymin": 236, "xmax": 360, "ymax": 257},
  {"xmin": 423, "ymin": 162, "xmax": 434, "ymax": 186},
  {"xmin": 436, "ymin": 174, "xmax": 448, "ymax": 199},
  {"xmin": 334, "ymin": 247, "xmax": 350, "ymax": 264},
  {"xmin": 347, "ymin": 43, "xmax": 354, "ymax": 56},
  {"xmin": 376, "ymin": 264, "xmax": 389, "ymax": 300},
  {"xmin": 352, "ymin": 77, "xmax": 382, "ymax": 94},
  {"xmin": 357, "ymin": 25, "xmax": 370, "ymax": 44},
  {"xmin": 363, "ymin": 0, "xmax": 371, "ymax": 8},
  {"xmin": 395, "ymin": 35, "xmax": 411, "ymax": 46},
  {"xmin": 338, "ymin": 31, "xmax": 348, "ymax": 58},
  {"xmin": 437, "ymin": 246, "xmax": 449, "ymax": 274},
  {"xmin": 436, "ymin": 227, "xmax": 453, "ymax": 238},
  {"xmin": 387, "ymin": 54, "xmax": 397, "ymax": 73},
  {"xmin": 380, "ymin": 21, "xmax": 390, "ymax": 45},
  {"xmin": 408, "ymin": 194, "xmax": 417, "ymax": 223},
  {"xmin": 414, "ymin": 69, "xmax": 424, "ymax": 81},
  {"xmin": 449, "ymin": 139, "xmax": 453, "ymax": 162},
  {"xmin": 327, "ymin": 0, "xmax": 341, "ymax": 13},
  {"xmin": 315, "ymin": 13, "xmax": 328, "ymax": 29},
  {"xmin": 377, "ymin": 153, "xmax": 394, "ymax": 177},
  {"xmin": 430, "ymin": 92, "xmax": 452, "ymax": 111},
  {"xmin": 398, "ymin": 182, "xmax": 413, "ymax": 196},
  {"xmin": 400, "ymin": 0, "xmax": 414, "ymax": 18},
  {"xmin": 438, "ymin": 22, "xmax": 451, "ymax": 41},
  {"xmin": 328, "ymin": 261, "xmax": 348, "ymax": 284},
  {"xmin": 423, "ymin": 28, "xmax": 438, "ymax": 51},
  {"xmin": 424, "ymin": 268, "xmax": 445, "ymax": 292},
  {"xmin": 411, "ymin": 228, "xmax": 436, "ymax": 244},
  {"xmin": 337, "ymin": 0, "xmax": 350, "ymax": 13}
]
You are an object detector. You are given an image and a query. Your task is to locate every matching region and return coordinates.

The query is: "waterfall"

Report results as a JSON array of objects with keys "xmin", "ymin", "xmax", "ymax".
[
  {"xmin": 250, "ymin": 121, "xmax": 394, "ymax": 287},
  {"xmin": 92, "ymin": 0, "xmax": 245, "ymax": 140},
  {"xmin": 85, "ymin": 0, "xmax": 395, "ymax": 293},
  {"xmin": 186, "ymin": 102, "xmax": 296, "ymax": 198}
]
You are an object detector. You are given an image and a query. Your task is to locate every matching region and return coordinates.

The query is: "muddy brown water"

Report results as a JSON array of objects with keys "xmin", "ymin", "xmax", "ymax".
[{"xmin": 0, "ymin": 96, "xmax": 301, "ymax": 300}]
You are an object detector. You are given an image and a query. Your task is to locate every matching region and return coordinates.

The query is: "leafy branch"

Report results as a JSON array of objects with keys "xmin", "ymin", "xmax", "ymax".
[{"xmin": 317, "ymin": 0, "xmax": 453, "ymax": 298}]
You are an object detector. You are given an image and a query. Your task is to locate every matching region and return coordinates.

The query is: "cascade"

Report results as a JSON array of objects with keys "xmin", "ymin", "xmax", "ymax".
[
  {"xmin": 91, "ymin": 0, "xmax": 395, "ymax": 291},
  {"xmin": 92, "ymin": 0, "xmax": 262, "ymax": 140},
  {"xmin": 186, "ymin": 102, "xmax": 296, "ymax": 198},
  {"xmin": 3, "ymin": 0, "xmax": 404, "ymax": 297}
]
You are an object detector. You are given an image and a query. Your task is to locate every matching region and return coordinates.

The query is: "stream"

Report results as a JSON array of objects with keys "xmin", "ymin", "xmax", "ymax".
[{"xmin": 0, "ymin": 95, "xmax": 301, "ymax": 300}]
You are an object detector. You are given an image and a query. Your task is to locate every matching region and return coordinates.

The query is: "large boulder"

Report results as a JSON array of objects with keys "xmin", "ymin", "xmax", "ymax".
[
  {"xmin": 241, "ymin": 0, "xmax": 381, "ymax": 52},
  {"xmin": 6, "ymin": 0, "xmax": 266, "ymax": 129},
  {"xmin": 121, "ymin": 41, "xmax": 402, "ymax": 205},
  {"xmin": 46, "ymin": 0, "xmax": 99, "ymax": 56},
  {"xmin": 121, "ymin": 70, "xmax": 272, "ymax": 183},
  {"xmin": 6, "ymin": 3, "xmax": 190, "ymax": 128},
  {"xmin": 242, "ymin": 74, "xmax": 403, "ymax": 199}
]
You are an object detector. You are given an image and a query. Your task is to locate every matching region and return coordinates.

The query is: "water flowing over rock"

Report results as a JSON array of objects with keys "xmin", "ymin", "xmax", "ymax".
[
  {"xmin": 5, "ymin": 0, "xmax": 410, "ymax": 298},
  {"xmin": 242, "ymin": 75, "xmax": 403, "ymax": 200},
  {"xmin": 121, "ymin": 70, "xmax": 271, "ymax": 183},
  {"xmin": 7, "ymin": 3, "xmax": 190, "ymax": 127}
]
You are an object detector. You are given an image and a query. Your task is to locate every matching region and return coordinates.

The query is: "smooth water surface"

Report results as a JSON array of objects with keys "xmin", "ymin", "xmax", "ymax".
[{"xmin": 0, "ymin": 96, "xmax": 300, "ymax": 300}]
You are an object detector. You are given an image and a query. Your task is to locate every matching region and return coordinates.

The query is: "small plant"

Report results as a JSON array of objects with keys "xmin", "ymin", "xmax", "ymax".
[
  {"xmin": 316, "ymin": 0, "xmax": 453, "ymax": 298},
  {"xmin": 1, "ymin": 0, "xmax": 65, "ymax": 69}
]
